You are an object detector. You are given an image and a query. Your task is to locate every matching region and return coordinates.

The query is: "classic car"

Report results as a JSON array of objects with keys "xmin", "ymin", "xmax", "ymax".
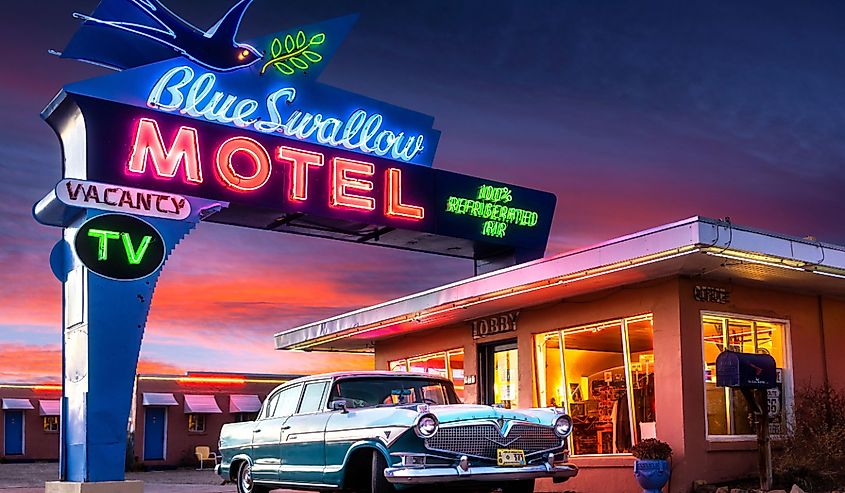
[{"xmin": 217, "ymin": 371, "xmax": 577, "ymax": 493}]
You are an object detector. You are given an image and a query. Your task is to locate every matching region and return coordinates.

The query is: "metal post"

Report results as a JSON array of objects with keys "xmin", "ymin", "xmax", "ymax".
[{"xmin": 757, "ymin": 389, "xmax": 772, "ymax": 490}]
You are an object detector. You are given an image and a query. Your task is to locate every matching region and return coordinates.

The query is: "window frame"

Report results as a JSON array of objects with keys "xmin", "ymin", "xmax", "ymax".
[
  {"xmin": 187, "ymin": 413, "xmax": 206, "ymax": 433},
  {"xmin": 389, "ymin": 348, "xmax": 465, "ymax": 400},
  {"xmin": 296, "ymin": 380, "xmax": 330, "ymax": 415},
  {"xmin": 42, "ymin": 415, "xmax": 60, "ymax": 433},
  {"xmin": 260, "ymin": 389, "xmax": 282, "ymax": 420},
  {"xmin": 272, "ymin": 384, "xmax": 303, "ymax": 419},
  {"xmin": 700, "ymin": 310, "xmax": 793, "ymax": 442},
  {"xmin": 532, "ymin": 313, "xmax": 654, "ymax": 457}
]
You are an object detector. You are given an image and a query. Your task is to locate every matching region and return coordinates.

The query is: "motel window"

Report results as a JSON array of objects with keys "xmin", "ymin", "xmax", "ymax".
[
  {"xmin": 702, "ymin": 313, "xmax": 788, "ymax": 438},
  {"xmin": 187, "ymin": 413, "xmax": 206, "ymax": 433},
  {"xmin": 233, "ymin": 412, "xmax": 257, "ymax": 422},
  {"xmin": 43, "ymin": 416, "xmax": 60, "ymax": 432},
  {"xmin": 389, "ymin": 349, "xmax": 465, "ymax": 401},
  {"xmin": 534, "ymin": 315, "xmax": 655, "ymax": 455}
]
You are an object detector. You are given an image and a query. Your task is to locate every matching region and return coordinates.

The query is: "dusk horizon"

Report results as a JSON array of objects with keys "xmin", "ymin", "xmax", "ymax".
[{"xmin": 3, "ymin": 0, "xmax": 844, "ymax": 385}]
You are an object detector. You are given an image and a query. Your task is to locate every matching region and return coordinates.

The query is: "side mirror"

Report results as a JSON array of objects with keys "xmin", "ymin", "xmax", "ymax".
[{"xmin": 330, "ymin": 399, "xmax": 349, "ymax": 414}]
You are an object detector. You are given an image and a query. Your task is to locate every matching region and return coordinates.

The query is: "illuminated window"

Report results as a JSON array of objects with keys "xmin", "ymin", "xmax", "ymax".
[
  {"xmin": 390, "ymin": 349, "xmax": 465, "ymax": 401},
  {"xmin": 534, "ymin": 315, "xmax": 655, "ymax": 456},
  {"xmin": 43, "ymin": 416, "xmax": 60, "ymax": 432},
  {"xmin": 187, "ymin": 413, "xmax": 206, "ymax": 432},
  {"xmin": 702, "ymin": 313, "xmax": 789, "ymax": 438}
]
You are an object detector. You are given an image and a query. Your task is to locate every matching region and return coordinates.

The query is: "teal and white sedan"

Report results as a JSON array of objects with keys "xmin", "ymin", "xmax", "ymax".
[{"xmin": 217, "ymin": 371, "xmax": 577, "ymax": 493}]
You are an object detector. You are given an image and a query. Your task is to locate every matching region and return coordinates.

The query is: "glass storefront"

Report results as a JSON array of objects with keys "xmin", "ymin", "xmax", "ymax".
[
  {"xmin": 534, "ymin": 314, "xmax": 655, "ymax": 455},
  {"xmin": 702, "ymin": 313, "xmax": 788, "ymax": 437},
  {"xmin": 389, "ymin": 349, "xmax": 465, "ymax": 401}
]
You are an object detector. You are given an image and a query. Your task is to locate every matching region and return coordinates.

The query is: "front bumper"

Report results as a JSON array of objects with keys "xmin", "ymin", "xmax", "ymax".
[{"xmin": 384, "ymin": 462, "xmax": 578, "ymax": 485}]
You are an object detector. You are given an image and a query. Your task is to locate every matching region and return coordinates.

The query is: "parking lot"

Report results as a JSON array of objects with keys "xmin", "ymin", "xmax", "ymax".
[{"xmin": 0, "ymin": 463, "xmax": 240, "ymax": 493}]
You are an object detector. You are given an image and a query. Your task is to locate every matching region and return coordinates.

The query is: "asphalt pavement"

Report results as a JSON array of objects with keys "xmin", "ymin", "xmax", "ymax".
[{"xmin": 0, "ymin": 463, "xmax": 249, "ymax": 492}]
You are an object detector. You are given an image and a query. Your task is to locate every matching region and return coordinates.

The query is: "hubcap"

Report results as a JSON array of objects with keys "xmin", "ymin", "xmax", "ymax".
[{"xmin": 240, "ymin": 464, "xmax": 253, "ymax": 493}]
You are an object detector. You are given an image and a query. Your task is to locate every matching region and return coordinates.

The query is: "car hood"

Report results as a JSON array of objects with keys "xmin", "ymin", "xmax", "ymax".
[{"xmin": 427, "ymin": 405, "xmax": 561, "ymax": 426}]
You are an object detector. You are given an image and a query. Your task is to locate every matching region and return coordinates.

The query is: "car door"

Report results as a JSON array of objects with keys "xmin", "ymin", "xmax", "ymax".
[
  {"xmin": 278, "ymin": 380, "xmax": 331, "ymax": 485},
  {"xmin": 251, "ymin": 384, "xmax": 302, "ymax": 482}
]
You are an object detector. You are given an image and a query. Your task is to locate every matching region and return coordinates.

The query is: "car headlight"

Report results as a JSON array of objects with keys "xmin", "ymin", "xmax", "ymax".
[
  {"xmin": 415, "ymin": 413, "xmax": 439, "ymax": 438},
  {"xmin": 553, "ymin": 415, "xmax": 573, "ymax": 438}
]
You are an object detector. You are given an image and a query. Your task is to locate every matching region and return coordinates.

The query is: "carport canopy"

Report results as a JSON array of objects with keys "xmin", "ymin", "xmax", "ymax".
[{"xmin": 275, "ymin": 216, "xmax": 845, "ymax": 352}]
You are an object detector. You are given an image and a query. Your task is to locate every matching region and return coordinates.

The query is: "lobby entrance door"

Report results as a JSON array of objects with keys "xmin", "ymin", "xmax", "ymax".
[{"xmin": 480, "ymin": 340, "xmax": 519, "ymax": 408}]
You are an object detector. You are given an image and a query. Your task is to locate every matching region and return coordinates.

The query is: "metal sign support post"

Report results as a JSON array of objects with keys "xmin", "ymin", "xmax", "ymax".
[
  {"xmin": 41, "ymin": 199, "xmax": 224, "ymax": 491},
  {"xmin": 738, "ymin": 387, "xmax": 773, "ymax": 490}
]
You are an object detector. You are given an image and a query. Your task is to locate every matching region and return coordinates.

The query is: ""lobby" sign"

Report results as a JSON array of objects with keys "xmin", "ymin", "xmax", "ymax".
[{"xmin": 472, "ymin": 311, "xmax": 520, "ymax": 339}]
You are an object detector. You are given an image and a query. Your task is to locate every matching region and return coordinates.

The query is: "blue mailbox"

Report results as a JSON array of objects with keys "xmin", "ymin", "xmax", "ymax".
[{"xmin": 715, "ymin": 351, "xmax": 777, "ymax": 389}]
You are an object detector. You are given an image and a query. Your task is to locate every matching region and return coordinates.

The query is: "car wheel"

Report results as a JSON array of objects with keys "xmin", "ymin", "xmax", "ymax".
[
  {"xmin": 501, "ymin": 479, "xmax": 535, "ymax": 493},
  {"xmin": 370, "ymin": 449, "xmax": 395, "ymax": 493},
  {"xmin": 237, "ymin": 462, "xmax": 270, "ymax": 493}
]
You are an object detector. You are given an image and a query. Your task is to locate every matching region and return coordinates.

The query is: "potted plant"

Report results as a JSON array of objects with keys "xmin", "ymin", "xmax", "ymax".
[{"xmin": 631, "ymin": 438, "xmax": 672, "ymax": 493}]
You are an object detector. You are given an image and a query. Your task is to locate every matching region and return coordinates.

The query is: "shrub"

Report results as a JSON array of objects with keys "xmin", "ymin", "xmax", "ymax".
[
  {"xmin": 631, "ymin": 438, "xmax": 672, "ymax": 460},
  {"xmin": 773, "ymin": 384, "xmax": 845, "ymax": 491}
]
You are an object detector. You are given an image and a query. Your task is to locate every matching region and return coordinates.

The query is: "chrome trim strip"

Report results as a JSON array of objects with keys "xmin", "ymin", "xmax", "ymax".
[
  {"xmin": 384, "ymin": 463, "xmax": 579, "ymax": 484},
  {"xmin": 256, "ymin": 480, "xmax": 339, "ymax": 488}
]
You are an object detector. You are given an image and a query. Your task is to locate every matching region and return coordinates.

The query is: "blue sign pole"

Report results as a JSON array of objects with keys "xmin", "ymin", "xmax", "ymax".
[{"xmin": 50, "ymin": 200, "xmax": 224, "ymax": 482}]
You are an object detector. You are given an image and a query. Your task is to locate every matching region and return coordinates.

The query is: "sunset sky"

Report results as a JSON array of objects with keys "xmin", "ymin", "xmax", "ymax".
[{"xmin": 2, "ymin": 1, "xmax": 844, "ymax": 383}]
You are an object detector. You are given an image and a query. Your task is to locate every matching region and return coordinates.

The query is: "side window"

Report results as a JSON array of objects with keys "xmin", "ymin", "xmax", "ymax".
[
  {"xmin": 261, "ymin": 392, "xmax": 280, "ymax": 419},
  {"xmin": 298, "ymin": 381, "xmax": 329, "ymax": 414},
  {"xmin": 273, "ymin": 384, "xmax": 303, "ymax": 418}
]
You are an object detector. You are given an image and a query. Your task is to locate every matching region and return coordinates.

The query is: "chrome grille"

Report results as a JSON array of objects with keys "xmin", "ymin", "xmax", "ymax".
[
  {"xmin": 509, "ymin": 424, "xmax": 565, "ymax": 453},
  {"xmin": 425, "ymin": 423, "xmax": 564, "ymax": 459}
]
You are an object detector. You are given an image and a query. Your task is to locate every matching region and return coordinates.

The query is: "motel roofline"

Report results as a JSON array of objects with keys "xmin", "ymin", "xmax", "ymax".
[
  {"xmin": 274, "ymin": 216, "xmax": 845, "ymax": 352},
  {"xmin": 135, "ymin": 371, "xmax": 301, "ymax": 381}
]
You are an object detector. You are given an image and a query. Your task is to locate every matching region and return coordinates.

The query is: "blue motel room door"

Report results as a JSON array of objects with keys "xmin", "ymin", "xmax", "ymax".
[
  {"xmin": 4, "ymin": 411, "xmax": 24, "ymax": 455},
  {"xmin": 143, "ymin": 407, "xmax": 166, "ymax": 460}
]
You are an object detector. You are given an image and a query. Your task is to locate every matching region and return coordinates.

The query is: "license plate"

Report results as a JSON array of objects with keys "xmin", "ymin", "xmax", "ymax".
[{"xmin": 497, "ymin": 449, "xmax": 526, "ymax": 466}]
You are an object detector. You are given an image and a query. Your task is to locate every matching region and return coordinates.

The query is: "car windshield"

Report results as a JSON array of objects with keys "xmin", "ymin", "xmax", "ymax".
[{"xmin": 329, "ymin": 377, "xmax": 459, "ymax": 408}]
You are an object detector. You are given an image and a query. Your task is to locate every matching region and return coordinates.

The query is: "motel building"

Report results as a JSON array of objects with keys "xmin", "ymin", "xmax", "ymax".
[
  {"xmin": 0, "ymin": 383, "xmax": 62, "ymax": 460},
  {"xmin": 131, "ymin": 372, "xmax": 297, "ymax": 467},
  {"xmin": 1, "ymin": 372, "xmax": 297, "ymax": 466},
  {"xmin": 275, "ymin": 216, "xmax": 845, "ymax": 493}
]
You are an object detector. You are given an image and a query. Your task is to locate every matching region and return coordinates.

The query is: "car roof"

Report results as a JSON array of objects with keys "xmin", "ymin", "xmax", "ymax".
[{"xmin": 271, "ymin": 370, "xmax": 452, "ymax": 391}]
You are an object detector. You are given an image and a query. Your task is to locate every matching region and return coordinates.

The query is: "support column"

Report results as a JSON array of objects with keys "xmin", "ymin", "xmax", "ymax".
[{"xmin": 50, "ymin": 199, "xmax": 224, "ymax": 483}]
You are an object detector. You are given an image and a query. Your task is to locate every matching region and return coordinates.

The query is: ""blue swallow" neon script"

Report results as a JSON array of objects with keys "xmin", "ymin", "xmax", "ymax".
[{"xmin": 147, "ymin": 65, "xmax": 426, "ymax": 162}]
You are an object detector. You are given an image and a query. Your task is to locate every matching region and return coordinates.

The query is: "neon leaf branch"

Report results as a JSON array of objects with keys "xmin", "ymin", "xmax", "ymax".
[{"xmin": 261, "ymin": 31, "xmax": 325, "ymax": 75}]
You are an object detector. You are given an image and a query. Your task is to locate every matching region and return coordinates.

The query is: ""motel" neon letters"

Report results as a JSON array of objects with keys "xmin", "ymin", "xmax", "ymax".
[{"xmin": 126, "ymin": 117, "xmax": 424, "ymax": 221}]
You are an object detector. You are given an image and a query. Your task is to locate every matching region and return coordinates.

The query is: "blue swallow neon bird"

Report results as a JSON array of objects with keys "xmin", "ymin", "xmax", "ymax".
[{"xmin": 62, "ymin": 0, "xmax": 262, "ymax": 71}]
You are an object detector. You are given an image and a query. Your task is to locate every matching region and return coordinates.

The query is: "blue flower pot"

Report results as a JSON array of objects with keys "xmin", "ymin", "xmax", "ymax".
[{"xmin": 634, "ymin": 459, "xmax": 670, "ymax": 493}]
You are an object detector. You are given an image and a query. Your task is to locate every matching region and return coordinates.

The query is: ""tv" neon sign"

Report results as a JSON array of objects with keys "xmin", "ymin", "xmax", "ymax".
[
  {"xmin": 125, "ymin": 117, "xmax": 425, "ymax": 221},
  {"xmin": 74, "ymin": 214, "xmax": 166, "ymax": 280}
]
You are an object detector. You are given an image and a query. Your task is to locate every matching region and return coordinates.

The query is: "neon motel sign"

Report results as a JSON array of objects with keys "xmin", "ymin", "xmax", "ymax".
[
  {"xmin": 31, "ymin": 5, "xmax": 560, "ymax": 486},
  {"xmin": 147, "ymin": 66, "xmax": 426, "ymax": 163},
  {"xmin": 125, "ymin": 117, "xmax": 425, "ymax": 220}
]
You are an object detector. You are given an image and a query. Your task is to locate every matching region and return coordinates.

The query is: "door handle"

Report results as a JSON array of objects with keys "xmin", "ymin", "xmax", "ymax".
[
  {"xmin": 253, "ymin": 429, "xmax": 261, "ymax": 433},
  {"xmin": 280, "ymin": 425, "xmax": 291, "ymax": 430}
]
